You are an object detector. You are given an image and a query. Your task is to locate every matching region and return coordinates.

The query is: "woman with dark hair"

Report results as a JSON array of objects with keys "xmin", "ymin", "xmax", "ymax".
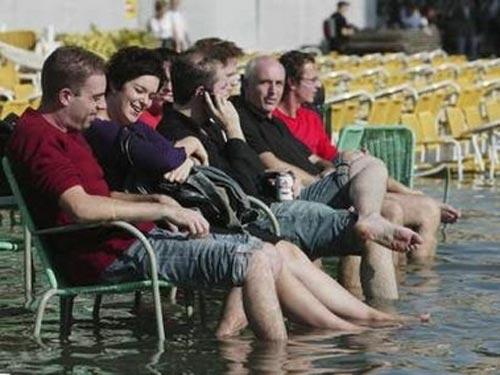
[{"xmin": 85, "ymin": 46, "xmax": 207, "ymax": 190}]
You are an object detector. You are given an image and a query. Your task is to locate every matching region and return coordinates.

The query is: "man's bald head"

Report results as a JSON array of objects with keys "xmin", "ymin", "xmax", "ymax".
[{"xmin": 243, "ymin": 56, "xmax": 285, "ymax": 116}]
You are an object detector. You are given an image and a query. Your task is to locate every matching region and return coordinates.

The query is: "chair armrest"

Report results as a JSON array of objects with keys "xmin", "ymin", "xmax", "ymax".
[
  {"xmin": 32, "ymin": 222, "xmax": 108, "ymax": 235},
  {"xmin": 247, "ymin": 196, "xmax": 281, "ymax": 236},
  {"xmin": 34, "ymin": 221, "xmax": 163, "ymax": 289}
]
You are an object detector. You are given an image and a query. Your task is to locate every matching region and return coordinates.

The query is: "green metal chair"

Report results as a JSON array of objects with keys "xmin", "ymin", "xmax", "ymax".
[
  {"xmin": 2, "ymin": 156, "xmax": 169, "ymax": 341},
  {"xmin": 337, "ymin": 124, "xmax": 365, "ymax": 153},
  {"xmin": 337, "ymin": 125, "xmax": 416, "ymax": 187}
]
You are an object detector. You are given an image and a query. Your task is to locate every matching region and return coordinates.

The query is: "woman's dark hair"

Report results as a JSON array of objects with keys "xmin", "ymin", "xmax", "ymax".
[{"xmin": 106, "ymin": 46, "xmax": 166, "ymax": 94}]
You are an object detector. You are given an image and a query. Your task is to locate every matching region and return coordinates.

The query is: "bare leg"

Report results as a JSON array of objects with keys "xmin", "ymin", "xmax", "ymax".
[
  {"xmin": 337, "ymin": 256, "xmax": 364, "ymax": 299},
  {"xmin": 276, "ymin": 265, "xmax": 362, "ymax": 331},
  {"xmin": 242, "ymin": 245, "xmax": 287, "ymax": 341},
  {"xmin": 277, "ymin": 242, "xmax": 398, "ymax": 322},
  {"xmin": 216, "ymin": 288, "xmax": 246, "ymax": 338},
  {"xmin": 219, "ymin": 243, "xmax": 363, "ymax": 337},
  {"xmin": 343, "ymin": 153, "xmax": 423, "ymax": 251},
  {"xmin": 338, "ymin": 200, "xmax": 404, "ymax": 300},
  {"xmin": 385, "ymin": 193, "xmax": 441, "ymax": 260}
]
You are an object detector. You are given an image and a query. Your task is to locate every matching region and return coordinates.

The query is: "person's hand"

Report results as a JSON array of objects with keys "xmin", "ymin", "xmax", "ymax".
[
  {"xmin": 175, "ymin": 136, "xmax": 209, "ymax": 166},
  {"xmin": 166, "ymin": 207, "xmax": 210, "ymax": 238},
  {"xmin": 204, "ymin": 92, "xmax": 244, "ymax": 139},
  {"xmin": 164, "ymin": 158, "xmax": 194, "ymax": 183}
]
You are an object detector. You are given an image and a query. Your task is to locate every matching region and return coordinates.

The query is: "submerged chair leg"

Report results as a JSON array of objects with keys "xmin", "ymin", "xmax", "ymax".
[
  {"xmin": 60, "ymin": 296, "xmax": 74, "ymax": 338},
  {"xmin": 24, "ymin": 227, "xmax": 33, "ymax": 308},
  {"xmin": 184, "ymin": 288, "xmax": 195, "ymax": 319},
  {"xmin": 198, "ymin": 290, "xmax": 207, "ymax": 326},
  {"xmin": 93, "ymin": 294, "xmax": 102, "ymax": 322},
  {"xmin": 34, "ymin": 288, "xmax": 59, "ymax": 339},
  {"xmin": 134, "ymin": 291, "xmax": 142, "ymax": 312}
]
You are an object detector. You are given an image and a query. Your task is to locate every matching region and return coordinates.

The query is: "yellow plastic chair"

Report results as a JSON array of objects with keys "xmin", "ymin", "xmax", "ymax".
[
  {"xmin": 418, "ymin": 111, "xmax": 465, "ymax": 180},
  {"xmin": 13, "ymin": 83, "xmax": 34, "ymax": 101},
  {"xmin": 485, "ymin": 99, "xmax": 500, "ymax": 122},
  {"xmin": 367, "ymin": 99, "xmax": 389, "ymax": 124},
  {"xmin": 445, "ymin": 107, "xmax": 485, "ymax": 174},
  {"xmin": 385, "ymin": 98, "xmax": 404, "ymax": 124},
  {"xmin": 0, "ymin": 100, "xmax": 31, "ymax": 119}
]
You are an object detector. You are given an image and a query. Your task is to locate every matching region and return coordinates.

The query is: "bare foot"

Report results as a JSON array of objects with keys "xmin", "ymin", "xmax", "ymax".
[
  {"xmin": 355, "ymin": 213, "xmax": 423, "ymax": 252},
  {"xmin": 440, "ymin": 203, "xmax": 461, "ymax": 224}
]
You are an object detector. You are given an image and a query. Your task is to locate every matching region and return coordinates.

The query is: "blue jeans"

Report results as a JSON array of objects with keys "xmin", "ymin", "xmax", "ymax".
[
  {"xmin": 252, "ymin": 200, "xmax": 359, "ymax": 259},
  {"xmin": 299, "ymin": 156, "xmax": 351, "ymax": 209},
  {"xmin": 101, "ymin": 227, "xmax": 263, "ymax": 288}
]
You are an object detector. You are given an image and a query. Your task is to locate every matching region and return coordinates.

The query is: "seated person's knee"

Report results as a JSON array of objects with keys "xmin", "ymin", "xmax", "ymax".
[
  {"xmin": 382, "ymin": 200, "xmax": 404, "ymax": 223},
  {"xmin": 253, "ymin": 243, "xmax": 283, "ymax": 279}
]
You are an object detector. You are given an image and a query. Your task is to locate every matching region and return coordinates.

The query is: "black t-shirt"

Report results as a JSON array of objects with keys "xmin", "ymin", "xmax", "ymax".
[
  {"xmin": 157, "ymin": 108, "xmax": 280, "ymax": 243},
  {"xmin": 333, "ymin": 12, "xmax": 348, "ymax": 39},
  {"xmin": 234, "ymin": 98, "xmax": 322, "ymax": 176},
  {"xmin": 158, "ymin": 107, "xmax": 270, "ymax": 201}
]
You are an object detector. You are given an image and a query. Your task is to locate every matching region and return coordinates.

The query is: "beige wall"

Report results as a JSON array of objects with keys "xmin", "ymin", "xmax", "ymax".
[{"xmin": 0, "ymin": 0, "xmax": 375, "ymax": 51}]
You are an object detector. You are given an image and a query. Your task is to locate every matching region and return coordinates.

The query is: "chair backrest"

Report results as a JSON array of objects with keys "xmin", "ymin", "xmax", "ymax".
[
  {"xmin": 337, "ymin": 125, "xmax": 364, "ymax": 152},
  {"xmin": 338, "ymin": 125, "xmax": 415, "ymax": 186},
  {"xmin": 2, "ymin": 156, "xmax": 61, "ymax": 288},
  {"xmin": 360, "ymin": 126, "xmax": 415, "ymax": 187},
  {"xmin": 485, "ymin": 99, "xmax": 500, "ymax": 122},
  {"xmin": 401, "ymin": 113, "xmax": 423, "ymax": 143},
  {"xmin": 367, "ymin": 99, "xmax": 389, "ymax": 125},
  {"xmin": 445, "ymin": 106, "xmax": 468, "ymax": 137},
  {"xmin": 0, "ymin": 100, "xmax": 30, "ymax": 119},
  {"xmin": 385, "ymin": 98, "xmax": 404, "ymax": 124},
  {"xmin": 417, "ymin": 111, "xmax": 441, "ymax": 143},
  {"xmin": 462, "ymin": 105, "xmax": 484, "ymax": 129}
]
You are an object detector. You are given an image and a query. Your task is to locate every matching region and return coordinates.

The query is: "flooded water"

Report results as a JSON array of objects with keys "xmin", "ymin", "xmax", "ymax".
[{"xmin": 0, "ymin": 177, "xmax": 499, "ymax": 374}]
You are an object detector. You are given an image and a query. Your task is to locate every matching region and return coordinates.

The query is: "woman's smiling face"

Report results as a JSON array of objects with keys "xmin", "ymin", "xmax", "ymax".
[{"xmin": 115, "ymin": 75, "xmax": 160, "ymax": 124}]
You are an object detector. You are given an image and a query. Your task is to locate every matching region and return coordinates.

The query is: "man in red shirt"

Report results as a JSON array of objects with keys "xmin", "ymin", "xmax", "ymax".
[{"xmin": 273, "ymin": 52, "xmax": 337, "ymax": 161}]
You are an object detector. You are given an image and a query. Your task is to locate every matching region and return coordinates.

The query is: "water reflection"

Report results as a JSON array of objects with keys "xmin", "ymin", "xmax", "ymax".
[{"xmin": 0, "ymin": 178, "xmax": 499, "ymax": 374}]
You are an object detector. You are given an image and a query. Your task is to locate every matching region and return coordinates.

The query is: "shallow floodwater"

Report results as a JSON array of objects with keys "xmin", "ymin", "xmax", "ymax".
[{"xmin": 0, "ymin": 177, "xmax": 499, "ymax": 374}]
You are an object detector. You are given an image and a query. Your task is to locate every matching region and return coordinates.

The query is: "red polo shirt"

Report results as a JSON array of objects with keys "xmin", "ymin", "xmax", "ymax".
[
  {"xmin": 7, "ymin": 109, "xmax": 155, "ymax": 285},
  {"xmin": 273, "ymin": 106, "xmax": 338, "ymax": 161}
]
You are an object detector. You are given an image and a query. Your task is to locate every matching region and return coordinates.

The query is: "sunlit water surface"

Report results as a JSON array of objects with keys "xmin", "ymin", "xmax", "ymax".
[{"xmin": 0, "ymin": 177, "xmax": 498, "ymax": 374}]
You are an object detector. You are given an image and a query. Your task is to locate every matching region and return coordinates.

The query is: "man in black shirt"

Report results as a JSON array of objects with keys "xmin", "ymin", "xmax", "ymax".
[
  {"xmin": 324, "ymin": 1, "xmax": 356, "ymax": 52},
  {"xmin": 234, "ymin": 56, "xmax": 430, "ymax": 300}
]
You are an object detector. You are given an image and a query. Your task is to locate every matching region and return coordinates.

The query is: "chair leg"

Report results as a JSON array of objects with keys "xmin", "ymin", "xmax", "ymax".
[
  {"xmin": 34, "ymin": 288, "xmax": 59, "ymax": 339},
  {"xmin": 169, "ymin": 286, "xmax": 178, "ymax": 304},
  {"xmin": 24, "ymin": 227, "xmax": 34, "ymax": 308},
  {"xmin": 184, "ymin": 288, "xmax": 195, "ymax": 319},
  {"xmin": 198, "ymin": 290, "xmax": 207, "ymax": 326},
  {"xmin": 470, "ymin": 135, "xmax": 485, "ymax": 173},
  {"xmin": 134, "ymin": 291, "xmax": 142, "ymax": 312},
  {"xmin": 60, "ymin": 296, "xmax": 74, "ymax": 338},
  {"xmin": 93, "ymin": 295, "xmax": 102, "ymax": 322}
]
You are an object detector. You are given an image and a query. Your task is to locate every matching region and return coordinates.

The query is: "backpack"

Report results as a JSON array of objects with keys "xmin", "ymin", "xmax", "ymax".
[{"xmin": 133, "ymin": 165, "xmax": 260, "ymax": 232}]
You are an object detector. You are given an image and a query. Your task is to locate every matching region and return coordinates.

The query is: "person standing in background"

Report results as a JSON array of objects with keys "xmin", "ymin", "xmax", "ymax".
[
  {"xmin": 324, "ymin": 1, "xmax": 356, "ymax": 52},
  {"xmin": 149, "ymin": 0, "xmax": 189, "ymax": 52}
]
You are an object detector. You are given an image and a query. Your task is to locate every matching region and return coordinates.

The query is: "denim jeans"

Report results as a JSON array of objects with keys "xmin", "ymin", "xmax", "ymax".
[{"xmin": 101, "ymin": 227, "xmax": 264, "ymax": 288}]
